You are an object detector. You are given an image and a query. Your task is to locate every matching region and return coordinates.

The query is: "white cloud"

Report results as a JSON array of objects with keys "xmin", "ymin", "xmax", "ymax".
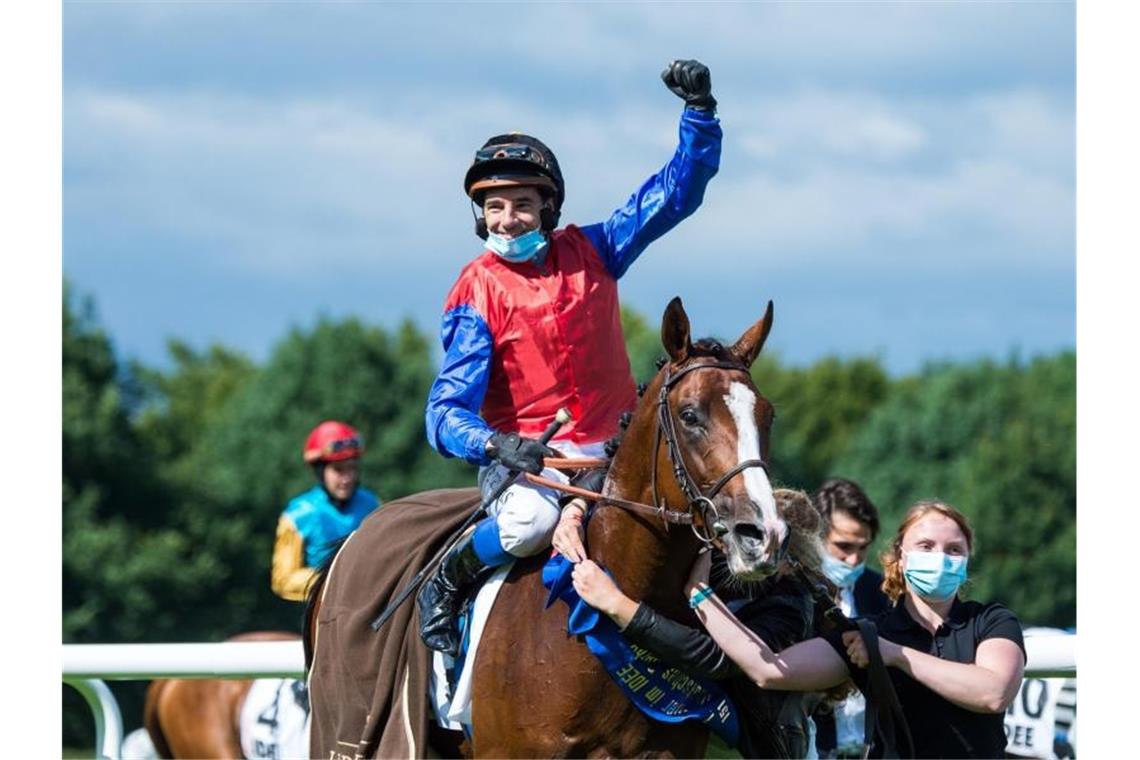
[
  {"xmin": 733, "ymin": 89, "xmax": 928, "ymax": 165},
  {"xmin": 656, "ymin": 156, "xmax": 1073, "ymax": 271},
  {"xmin": 64, "ymin": 75, "xmax": 1073, "ymax": 284}
]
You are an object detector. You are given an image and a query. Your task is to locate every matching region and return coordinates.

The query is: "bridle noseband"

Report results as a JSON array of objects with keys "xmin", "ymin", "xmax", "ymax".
[{"xmin": 651, "ymin": 359, "xmax": 772, "ymax": 547}]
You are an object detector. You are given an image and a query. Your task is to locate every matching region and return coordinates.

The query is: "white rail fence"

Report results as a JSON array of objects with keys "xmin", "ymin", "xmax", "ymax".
[{"xmin": 64, "ymin": 634, "xmax": 1076, "ymax": 760}]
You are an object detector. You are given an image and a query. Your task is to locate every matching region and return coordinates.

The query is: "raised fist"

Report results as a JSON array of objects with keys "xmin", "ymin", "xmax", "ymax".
[{"xmin": 661, "ymin": 59, "xmax": 716, "ymax": 112}]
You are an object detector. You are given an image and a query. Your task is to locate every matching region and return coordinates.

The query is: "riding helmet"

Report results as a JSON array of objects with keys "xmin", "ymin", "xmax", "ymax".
[
  {"xmin": 303, "ymin": 421, "xmax": 364, "ymax": 464},
  {"xmin": 464, "ymin": 133, "xmax": 565, "ymax": 214}
]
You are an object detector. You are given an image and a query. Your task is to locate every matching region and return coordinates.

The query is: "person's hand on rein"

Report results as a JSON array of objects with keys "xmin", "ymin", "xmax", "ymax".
[
  {"xmin": 661, "ymin": 59, "xmax": 717, "ymax": 112},
  {"xmin": 842, "ymin": 630, "xmax": 870, "ymax": 669},
  {"xmin": 552, "ymin": 499, "xmax": 588, "ymax": 563},
  {"xmin": 842, "ymin": 631, "xmax": 905, "ymax": 670},
  {"xmin": 486, "ymin": 431, "xmax": 557, "ymax": 475}
]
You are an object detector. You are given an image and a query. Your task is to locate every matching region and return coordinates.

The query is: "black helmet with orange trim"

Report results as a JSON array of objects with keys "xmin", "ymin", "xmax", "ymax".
[{"xmin": 464, "ymin": 133, "xmax": 565, "ymax": 223}]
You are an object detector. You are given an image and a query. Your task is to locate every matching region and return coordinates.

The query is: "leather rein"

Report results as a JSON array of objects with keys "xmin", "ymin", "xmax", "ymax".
[{"xmin": 526, "ymin": 359, "xmax": 772, "ymax": 547}]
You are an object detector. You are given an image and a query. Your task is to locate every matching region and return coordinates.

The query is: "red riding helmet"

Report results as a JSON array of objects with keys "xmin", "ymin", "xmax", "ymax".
[{"xmin": 303, "ymin": 421, "xmax": 364, "ymax": 464}]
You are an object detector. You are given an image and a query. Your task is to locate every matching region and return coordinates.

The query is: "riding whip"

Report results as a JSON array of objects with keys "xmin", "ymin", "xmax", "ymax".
[{"xmin": 368, "ymin": 407, "xmax": 573, "ymax": 632}]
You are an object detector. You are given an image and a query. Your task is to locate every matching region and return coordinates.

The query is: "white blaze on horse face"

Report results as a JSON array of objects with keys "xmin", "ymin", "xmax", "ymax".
[{"xmin": 724, "ymin": 382, "xmax": 785, "ymax": 544}]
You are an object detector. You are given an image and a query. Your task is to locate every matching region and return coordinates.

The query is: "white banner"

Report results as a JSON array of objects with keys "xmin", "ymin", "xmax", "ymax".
[{"xmin": 1004, "ymin": 677, "xmax": 1062, "ymax": 758}]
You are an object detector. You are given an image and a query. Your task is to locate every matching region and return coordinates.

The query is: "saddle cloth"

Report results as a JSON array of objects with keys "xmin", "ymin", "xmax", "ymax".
[
  {"xmin": 428, "ymin": 562, "xmax": 513, "ymax": 732},
  {"xmin": 239, "ymin": 678, "xmax": 311, "ymax": 760}
]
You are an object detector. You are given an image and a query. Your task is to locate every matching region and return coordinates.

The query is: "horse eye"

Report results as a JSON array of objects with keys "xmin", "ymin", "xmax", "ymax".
[{"xmin": 679, "ymin": 408, "xmax": 700, "ymax": 426}]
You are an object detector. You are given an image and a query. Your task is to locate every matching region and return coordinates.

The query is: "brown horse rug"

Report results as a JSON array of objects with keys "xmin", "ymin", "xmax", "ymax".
[{"xmin": 309, "ymin": 487, "xmax": 482, "ymax": 760}]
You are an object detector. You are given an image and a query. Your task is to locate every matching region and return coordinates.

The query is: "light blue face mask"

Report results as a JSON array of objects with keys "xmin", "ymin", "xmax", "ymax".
[
  {"xmin": 903, "ymin": 550, "xmax": 968, "ymax": 602},
  {"xmin": 821, "ymin": 553, "xmax": 866, "ymax": 588},
  {"xmin": 485, "ymin": 228, "xmax": 549, "ymax": 263}
]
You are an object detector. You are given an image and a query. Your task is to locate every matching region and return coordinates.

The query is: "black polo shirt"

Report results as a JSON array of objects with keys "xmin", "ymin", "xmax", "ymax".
[{"xmin": 824, "ymin": 598, "xmax": 1026, "ymax": 758}]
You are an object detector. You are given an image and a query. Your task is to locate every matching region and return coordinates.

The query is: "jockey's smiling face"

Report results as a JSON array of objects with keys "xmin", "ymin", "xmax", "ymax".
[
  {"xmin": 482, "ymin": 186, "xmax": 551, "ymax": 239},
  {"xmin": 323, "ymin": 458, "xmax": 360, "ymax": 502}
]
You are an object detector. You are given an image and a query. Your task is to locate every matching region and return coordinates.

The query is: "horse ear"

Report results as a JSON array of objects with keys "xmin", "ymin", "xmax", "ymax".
[
  {"xmin": 730, "ymin": 300, "xmax": 774, "ymax": 368},
  {"xmin": 661, "ymin": 296, "xmax": 692, "ymax": 364}
]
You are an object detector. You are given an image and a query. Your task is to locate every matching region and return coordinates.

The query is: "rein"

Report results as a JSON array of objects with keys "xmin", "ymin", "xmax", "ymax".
[
  {"xmin": 529, "ymin": 359, "xmax": 773, "ymax": 545},
  {"xmin": 784, "ymin": 556, "xmax": 914, "ymax": 759}
]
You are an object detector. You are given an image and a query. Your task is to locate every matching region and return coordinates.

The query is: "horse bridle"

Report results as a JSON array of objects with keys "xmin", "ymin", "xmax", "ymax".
[
  {"xmin": 525, "ymin": 359, "xmax": 789, "ymax": 559},
  {"xmin": 650, "ymin": 359, "xmax": 785, "ymax": 559}
]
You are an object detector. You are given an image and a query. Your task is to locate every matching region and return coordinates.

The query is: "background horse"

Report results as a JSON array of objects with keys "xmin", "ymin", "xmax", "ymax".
[
  {"xmin": 144, "ymin": 630, "xmax": 301, "ymax": 758},
  {"xmin": 307, "ymin": 297, "xmax": 789, "ymax": 758}
]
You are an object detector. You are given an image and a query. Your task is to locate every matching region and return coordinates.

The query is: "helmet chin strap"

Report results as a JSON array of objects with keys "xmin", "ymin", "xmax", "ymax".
[{"xmin": 471, "ymin": 201, "xmax": 489, "ymax": 240}]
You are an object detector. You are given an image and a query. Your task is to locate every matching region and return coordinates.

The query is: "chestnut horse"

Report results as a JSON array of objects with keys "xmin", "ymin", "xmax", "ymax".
[
  {"xmin": 469, "ymin": 297, "xmax": 785, "ymax": 757},
  {"xmin": 310, "ymin": 297, "xmax": 787, "ymax": 757},
  {"xmin": 143, "ymin": 631, "xmax": 302, "ymax": 758}
]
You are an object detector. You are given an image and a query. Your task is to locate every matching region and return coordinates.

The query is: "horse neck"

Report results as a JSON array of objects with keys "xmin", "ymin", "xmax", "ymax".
[{"xmin": 589, "ymin": 379, "xmax": 699, "ymax": 615}]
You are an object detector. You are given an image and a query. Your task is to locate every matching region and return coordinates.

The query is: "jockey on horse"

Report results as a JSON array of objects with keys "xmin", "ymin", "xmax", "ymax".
[
  {"xmin": 272, "ymin": 421, "xmax": 382, "ymax": 602},
  {"xmin": 418, "ymin": 59, "xmax": 723, "ymax": 656}
]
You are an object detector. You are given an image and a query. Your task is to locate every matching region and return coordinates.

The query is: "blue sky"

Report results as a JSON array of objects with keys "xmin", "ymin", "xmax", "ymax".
[{"xmin": 62, "ymin": 2, "xmax": 1075, "ymax": 375}]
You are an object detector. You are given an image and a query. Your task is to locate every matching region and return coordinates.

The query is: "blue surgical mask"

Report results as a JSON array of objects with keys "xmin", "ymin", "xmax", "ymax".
[
  {"xmin": 903, "ymin": 550, "xmax": 968, "ymax": 602},
  {"xmin": 485, "ymin": 228, "xmax": 548, "ymax": 263},
  {"xmin": 821, "ymin": 553, "xmax": 866, "ymax": 588}
]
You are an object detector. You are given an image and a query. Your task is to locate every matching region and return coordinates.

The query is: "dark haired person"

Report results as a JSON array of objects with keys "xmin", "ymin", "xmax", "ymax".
[
  {"xmin": 271, "ymin": 421, "xmax": 381, "ymax": 602},
  {"xmin": 686, "ymin": 500, "xmax": 1026, "ymax": 758},
  {"xmin": 417, "ymin": 60, "xmax": 723, "ymax": 656},
  {"xmin": 812, "ymin": 478, "xmax": 890, "ymax": 757}
]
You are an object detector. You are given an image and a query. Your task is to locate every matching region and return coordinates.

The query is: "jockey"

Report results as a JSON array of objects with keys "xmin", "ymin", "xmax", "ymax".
[
  {"xmin": 271, "ymin": 421, "xmax": 382, "ymax": 602},
  {"xmin": 418, "ymin": 59, "xmax": 723, "ymax": 656}
]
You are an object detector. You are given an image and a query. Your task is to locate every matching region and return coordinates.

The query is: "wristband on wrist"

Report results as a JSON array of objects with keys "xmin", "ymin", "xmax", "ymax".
[{"xmin": 689, "ymin": 585, "xmax": 715, "ymax": 609}]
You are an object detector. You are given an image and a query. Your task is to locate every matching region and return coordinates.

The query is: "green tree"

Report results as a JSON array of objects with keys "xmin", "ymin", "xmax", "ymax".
[
  {"xmin": 63, "ymin": 282, "xmax": 178, "ymax": 641},
  {"xmin": 750, "ymin": 355, "xmax": 891, "ymax": 491},
  {"xmin": 63, "ymin": 283, "xmax": 204, "ymax": 744},
  {"xmin": 132, "ymin": 340, "xmax": 257, "ymax": 485},
  {"xmin": 154, "ymin": 316, "xmax": 475, "ymax": 639},
  {"xmin": 622, "ymin": 305, "xmax": 666, "ymax": 385}
]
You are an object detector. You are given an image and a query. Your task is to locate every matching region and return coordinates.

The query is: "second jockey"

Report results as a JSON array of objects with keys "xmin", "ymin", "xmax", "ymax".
[
  {"xmin": 417, "ymin": 59, "xmax": 724, "ymax": 655},
  {"xmin": 271, "ymin": 421, "xmax": 382, "ymax": 602}
]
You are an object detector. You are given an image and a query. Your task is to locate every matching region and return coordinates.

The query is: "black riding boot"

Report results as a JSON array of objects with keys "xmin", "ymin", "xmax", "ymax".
[{"xmin": 416, "ymin": 531, "xmax": 495, "ymax": 656}]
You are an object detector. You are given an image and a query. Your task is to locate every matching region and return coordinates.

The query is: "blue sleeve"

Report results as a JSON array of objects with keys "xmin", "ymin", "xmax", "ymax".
[
  {"xmin": 580, "ymin": 107, "xmax": 722, "ymax": 279},
  {"xmin": 424, "ymin": 304, "xmax": 496, "ymax": 465}
]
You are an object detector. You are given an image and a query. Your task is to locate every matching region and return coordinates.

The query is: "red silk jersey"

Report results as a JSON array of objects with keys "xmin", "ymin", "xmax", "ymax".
[{"xmin": 442, "ymin": 224, "xmax": 638, "ymax": 444}]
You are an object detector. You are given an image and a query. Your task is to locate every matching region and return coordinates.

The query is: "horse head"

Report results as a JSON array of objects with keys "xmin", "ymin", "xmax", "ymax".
[{"xmin": 652, "ymin": 296, "xmax": 787, "ymax": 581}]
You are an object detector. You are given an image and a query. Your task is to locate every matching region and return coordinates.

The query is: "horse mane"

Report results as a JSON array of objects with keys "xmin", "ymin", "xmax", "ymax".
[
  {"xmin": 609, "ymin": 339, "xmax": 746, "ymax": 457},
  {"xmin": 772, "ymin": 488, "xmax": 828, "ymax": 583},
  {"xmin": 302, "ymin": 536, "xmax": 348, "ymax": 670},
  {"xmin": 689, "ymin": 338, "xmax": 736, "ymax": 362}
]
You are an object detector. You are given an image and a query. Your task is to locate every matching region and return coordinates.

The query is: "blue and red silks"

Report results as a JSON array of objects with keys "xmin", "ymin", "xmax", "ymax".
[{"xmin": 541, "ymin": 554, "xmax": 740, "ymax": 747}]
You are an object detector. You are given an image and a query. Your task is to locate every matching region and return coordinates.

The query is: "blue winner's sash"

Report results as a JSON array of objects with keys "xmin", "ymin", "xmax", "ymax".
[{"xmin": 542, "ymin": 555, "xmax": 740, "ymax": 747}]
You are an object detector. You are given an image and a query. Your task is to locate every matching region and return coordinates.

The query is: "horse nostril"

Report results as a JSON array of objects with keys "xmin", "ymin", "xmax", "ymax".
[{"xmin": 733, "ymin": 523, "xmax": 764, "ymax": 544}]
